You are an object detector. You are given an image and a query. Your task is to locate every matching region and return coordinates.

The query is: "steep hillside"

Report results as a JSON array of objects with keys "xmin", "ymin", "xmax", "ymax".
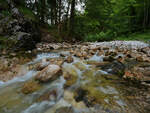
[{"xmin": 0, "ymin": 0, "xmax": 41, "ymax": 52}]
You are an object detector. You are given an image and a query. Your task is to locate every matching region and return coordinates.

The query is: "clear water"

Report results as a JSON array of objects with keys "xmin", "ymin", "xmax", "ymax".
[{"xmin": 0, "ymin": 51, "xmax": 148, "ymax": 113}]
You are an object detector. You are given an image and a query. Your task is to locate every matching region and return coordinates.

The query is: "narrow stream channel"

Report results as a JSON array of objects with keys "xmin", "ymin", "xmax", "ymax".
[{"xmin": 0, "ymin": 51, "xmax": 149, "ymax": 113}]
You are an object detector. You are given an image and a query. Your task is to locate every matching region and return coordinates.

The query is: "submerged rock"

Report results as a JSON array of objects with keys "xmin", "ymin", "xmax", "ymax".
[
  {"xmin": 35, "ymin": 64, "xmax": 62, "ymax": 82},
  {"xmin": 55, "ymin": 107, "xmax": 74, "ymax": 113},
  {"xmin": 62, "ymin": 65, "xmax": 78, "ymax": 87},
  {"xmin": 73, "ymin": 62, "xmax": 86, "ymax": 71},
  {"xmin": 63, "ymin": 71, "xmax": 78, "ymax": 87},
  {"xmin": 21, "ymin": 80, "xmax": 41, "ymax": 94},
  {"xmin": 101, "ymin": 61, "xmax": 125, "ymax": 75},
  {"xmin": 65, "ymin": 56, "xmax": 74, "ymax": 63},
  {"xmin": 37, "ymin": 90, "xmax": 57, "ymax": 102},
  {"xmin": 64, "ymin": 91, "xmax": 86, "ymax": 109}
]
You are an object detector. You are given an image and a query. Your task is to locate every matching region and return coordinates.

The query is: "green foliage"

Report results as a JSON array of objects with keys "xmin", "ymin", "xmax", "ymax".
[
  {"xmin": 116, "ymin": 30, "xmax": 150, "ymax": 42},
  {"xmin": 1, "ymin": 10, "xmax": 11, "ymax": 17},
  {"xmin": 1, "ymin": 0, "xmax": 150, "ymax": 42},
  {"xmin": 74, "ymin": 0, "xmax": 150, "ymax": 41},
  {"xmin": 18, "ymin": 7, "xmax": 37, "ymax": 22},
  {"xmin": 84, "ymin": 30, "xmax": 116, "ymax": 42},
  {"xmin": 0, "ymin": 0, "xmax": 8, "ymax": 9},
  {"xmin": 0, "ymin": 36, "xmax": 16, "ymax": 49}
]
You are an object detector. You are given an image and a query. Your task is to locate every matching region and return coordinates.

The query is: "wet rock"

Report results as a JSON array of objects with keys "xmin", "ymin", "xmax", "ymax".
[
  {"xmin": 80, "ymin": 46, "xmax": 88, "ymax": 51},
  {"xmin": 136, "ymin": 55, "xmax": 150, "ymax": 62},
  {"xmin": 63, "ymin": 71, "xmax": 78, "ymax": 87},
  {"xmin": 21, "ymin": 80, "xmax": 41, "ymax": 94},
  {"xmin": 45, "ymin": 99, "xmax": 71, "ymax": 113},
  {"xmin": 52, "ymin": 44, "xmax": 61, "ymax": 50},
  {"xmin": 73, "ymin": 62, "xmax": 86, "ymax": 71},
  {"xmin": 129, "ymin": 51, "xmax": 141, "ymax": 59},
  {"xmin": 82, "ymin": 51, "xmax": 88, "ymax": 59},
  {"xmin": 89, "ymin": 50, "xmax": 95, "ymax": 55},
  {"xmin": 62, "ymin": 65, "xmax": 78, "ymax": 87},
  {"xmin": 86, "ymin": 61, "xmax": 109, "ymax": 67},
  {"xmin": 60, "ymin": 52, "xmax": 69, "ymax": 57},
  {"xmin": 65, "ymin": 56, "xmax": 74, "ymax": 63},
  {"xmin": 29, "ymin": 58, "xmax": 49, "ymax": 71},
  {"xmin": 37, "ymin": 90, "xmax": 57, "ymax": 102},
  {"xmin": 36, "ymin": 43, "xmax": 62, "ymax": 51},
  {"xmin": 141, "ymin": 47, "xmax": 150, "ymax": 56},
  {"xmin": 74, "ymin": 88, "xmax": 88, "ymax": 102},
  {"xmin": 14, "ymin": 32, "xmax": 36, "ymax": 51},
  {"xmin": 49, "ymin": 58, "xmax": 64, "ymax": 66},
  {"xmin": 101, "ymin": 61, "xmax": 125, "ymax": 75},
  {"xmin": 97, "ymin": 50, "xmax": 105, "ymax": 56},
  {"xmin": 0, "ymin": 57, "xmax": 29, "ymax": 82},
  {"xmin": 103, "ymin": 56, "xmax": 115, "ymax": 62},
  {"xmin": 55, "ymin": 107, "xmax": 74, "ymax": 113},
  {"xmin": 69, "ymin": 49, "xmax": 74, "ymax": 54},
  {"xmin": 35, "ymin": 64, "xmax": 62, "ymax": 82},
  {"xmin": 75, "ymin": 51, "xmax": 82, "ymax": 57},
  {"xmin": 123, "ymin": 71, "xmax": 142, "ymax": 80},
  {"xmin": 105, "ymin": 50, "xmax": 117, "ymax": 56},
  {"xmin": 124, "ymin": 66, "xmax": 150, "ymax": 82},
  {"xmin": 64, "ymin": 91, "xmax": 86, "ymax": 109}
]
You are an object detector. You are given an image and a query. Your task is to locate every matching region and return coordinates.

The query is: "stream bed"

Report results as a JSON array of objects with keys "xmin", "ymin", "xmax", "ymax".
[{"xmin": 0, "ymin": 49, "xmax": 150, "ymax": 113}]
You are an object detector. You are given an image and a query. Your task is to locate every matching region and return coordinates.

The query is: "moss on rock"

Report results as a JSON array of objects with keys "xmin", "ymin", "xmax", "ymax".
[{"xmin": 21, "ymin": 80, "xmax": 41, "ymax": 94}]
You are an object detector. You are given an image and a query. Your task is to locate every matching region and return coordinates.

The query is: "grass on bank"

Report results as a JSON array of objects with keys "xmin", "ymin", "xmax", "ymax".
[{"xmin": 116, "ymin": 30, "xmax": 150, "ymax": 43}]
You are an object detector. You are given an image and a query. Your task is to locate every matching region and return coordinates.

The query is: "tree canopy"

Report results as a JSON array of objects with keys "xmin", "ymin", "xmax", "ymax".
[{"xmin": 5, "ymin": 0, "xmax": 150, "ymax": 41}]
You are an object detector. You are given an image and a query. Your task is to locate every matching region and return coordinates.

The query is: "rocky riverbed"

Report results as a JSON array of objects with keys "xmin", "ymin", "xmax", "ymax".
[{"xmin": 0, "ymin": 41, "xmax": 150, "ymax": 113}]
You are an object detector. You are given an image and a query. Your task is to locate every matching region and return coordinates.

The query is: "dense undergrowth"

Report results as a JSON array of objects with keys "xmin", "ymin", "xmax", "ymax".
[{"xmin": 116, "ymin": 30, "xmax": 150, "ymax": 43}]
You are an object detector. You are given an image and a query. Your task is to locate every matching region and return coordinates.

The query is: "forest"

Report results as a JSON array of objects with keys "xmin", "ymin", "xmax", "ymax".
[{"xmin": 1, "ymin": 0, "xmax": 150, "ymax": 43}]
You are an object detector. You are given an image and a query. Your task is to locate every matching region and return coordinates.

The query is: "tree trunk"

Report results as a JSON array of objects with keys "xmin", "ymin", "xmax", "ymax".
[
  {"xmin": 58, "ymin": 0, "xmax": 62, "ymax": 24},
  {"xmin": 41, "ymin": 0, "xmax": 46, "ymax": 23},
  {"xmin": 34, "ymin": 0, "xmax": 39, "ymax": 16},
  {"xmin": 69, "ymin": 0, "xmax": 76, "ymax": 35},
  {"xmin": 65, "ymin": 1, "xmax": 71, "ymax": 31},
  {"xmin": 54, "ymin": 0, "xmax": 58, "ymax": 25}
]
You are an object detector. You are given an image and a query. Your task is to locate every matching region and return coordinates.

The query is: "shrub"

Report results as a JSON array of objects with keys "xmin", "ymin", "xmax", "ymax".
[{"xmin": 84, "ymin": 30, "xmax": 116, "ymax": 42}]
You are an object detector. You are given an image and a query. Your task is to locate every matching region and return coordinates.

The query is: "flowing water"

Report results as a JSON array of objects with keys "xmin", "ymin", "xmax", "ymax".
[{"xmin": 0, "ymin": 51, "xmax": 149, "ymax": 113}]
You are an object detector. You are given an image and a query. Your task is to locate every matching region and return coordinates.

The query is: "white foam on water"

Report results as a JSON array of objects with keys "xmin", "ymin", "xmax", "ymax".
[
  {"xmin": 34, "ymin": 53, "xmax": 60, "ymax": 62},
  {"xmin": 44, "ymin": 99, "xmax": 71, "ymax": 113},
  {"xmin": 98, "ymin": 86, "xmax": 119, "ymax": 95},
  {"xmin": 89, "ymin": 55, "xmax": 103, "ymax": 62},
  {"xmin": 116, "ymin": 99, "xmax": 127, "ymax": 106},
  {"xmin": 97, "ymin": 70, "xmax": 109, "ymax": 75},
  {"xmin": 22, "ymin": 101, "xmax": 55, "ymax": 113},
  {"xmin": 0, "ymin": 81, "xmax": 4, "ymax": 85},
  {"xmin": 0, "ymin": 71, "xmax": 37, "ymax": 88}
]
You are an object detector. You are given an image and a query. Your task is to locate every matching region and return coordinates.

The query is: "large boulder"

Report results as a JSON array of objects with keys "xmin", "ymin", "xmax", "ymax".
[
  {"xmin": 13, "ymin": 32, "xmax": 36, "ymax": 50},
  {"xmin": 35, "ymin": 64, "xmax": 62, "ymax": 82},
  {"xmin": 0, "ymin": 0, "xmax": 41, "ymax": 51}
]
